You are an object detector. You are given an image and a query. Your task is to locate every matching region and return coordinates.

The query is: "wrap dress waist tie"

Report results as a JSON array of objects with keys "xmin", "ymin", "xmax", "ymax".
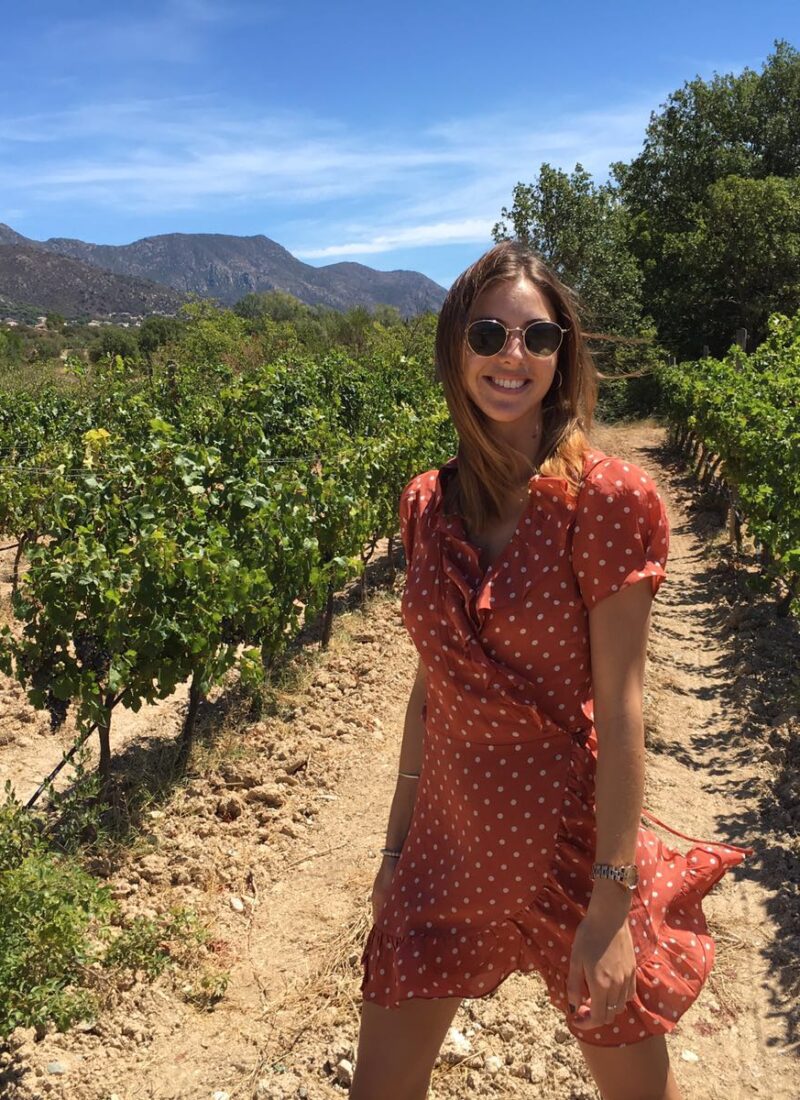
[{"xmin": 640, "ymin": 805, "xmax": 755, "ymax": 856}]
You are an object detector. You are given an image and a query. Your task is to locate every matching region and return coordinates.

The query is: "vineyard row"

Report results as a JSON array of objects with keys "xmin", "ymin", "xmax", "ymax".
[
  {"xmin": 0, "ymin": 349, "xmax": 454, "ymax": 790},
  {"xmin": 659, "ymin": 311, "xmax": 800, "ymax": 615}
]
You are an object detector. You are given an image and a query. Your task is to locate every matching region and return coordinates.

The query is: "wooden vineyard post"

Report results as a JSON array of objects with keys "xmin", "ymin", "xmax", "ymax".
[
  {"xmin": 178, "ymin": 671, "xmax": 204, "ymax": 766},
  {"xmin": 97, "ymin": 689, "xmax": 116, "ymax": 791},
  {"xmin": 321, "ymin": 579, "xmax": 334, "ymax": 649},
  {"xmin": 727, "ymin": 485, "xmax": 743, "ymax": 553}
]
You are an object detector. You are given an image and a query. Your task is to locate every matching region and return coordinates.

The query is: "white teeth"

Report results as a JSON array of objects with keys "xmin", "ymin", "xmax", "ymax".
[{"xmin": 489, "ymin": 377, "xmax": 527, "ymax": 390}]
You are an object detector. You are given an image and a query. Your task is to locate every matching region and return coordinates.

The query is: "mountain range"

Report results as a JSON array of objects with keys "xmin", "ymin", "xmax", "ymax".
[{"xmin": 0, "ymin": 224, "xmax": 447, "ymax": 320}]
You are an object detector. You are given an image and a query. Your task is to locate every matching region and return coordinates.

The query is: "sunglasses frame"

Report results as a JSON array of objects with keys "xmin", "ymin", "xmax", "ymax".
[{"xmin": 465, "ymin": 317, "xmax": 570, "ymax": 359}]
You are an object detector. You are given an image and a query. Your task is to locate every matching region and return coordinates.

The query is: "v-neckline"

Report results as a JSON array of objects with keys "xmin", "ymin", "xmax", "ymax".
[
  {"xmin": 440, "ymin": 465, "xmax": 534, "ymax": 589},
  {"xmin": 466, "ymin": 496, "xmax": 533, "ymax": 584},
  {"xmin": 431, "ymin": 449, "xmax": 604, "ymax": 621}
]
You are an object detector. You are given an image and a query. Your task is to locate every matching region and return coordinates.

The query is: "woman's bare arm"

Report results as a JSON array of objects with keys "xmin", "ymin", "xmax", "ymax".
[
  {"xmin": 383, "ymin": 656, "xmax": 427, "ymax": 854},
  {"xmin": 565, "ymin": 578, "xmax": 653, "ymax": 1028},
  {"xmin": 586, "ymin": 579, "xmax": 653, "ymax": 916}
]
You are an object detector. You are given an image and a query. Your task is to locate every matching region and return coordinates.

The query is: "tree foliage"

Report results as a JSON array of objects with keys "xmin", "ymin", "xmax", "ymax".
[
  {"xmin": 612, "ymin": 39, "xmax": 800, "ymax": 358},
  {"xmin": 662, "ymin": 175, "xmax": 800, "ymax": 354},
  {"xmin": 88, "ymin": 326, "xmax": 140, "ymax": 364},
  {"xmin": 492, "ymin": 163, "xmax": 662, "ymax": 416},
  {"xmin": 495, "ymin": 40, "xmax": 800, "ymax": 365},
  {"xmin": 493, "ymin": 163, "xmax": 645, "ymax": 338}
]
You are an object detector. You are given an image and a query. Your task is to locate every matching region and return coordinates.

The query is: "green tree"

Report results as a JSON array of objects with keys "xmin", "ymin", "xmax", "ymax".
[
  {"xmin": 170, "ymin": 301, "xmax": 248, "ymax": 374},
  {"xmin": 233, "ymin": 290, "xmax": 309, "ymax": 324},
  {"xmin": 751, "ymin": 39, "xmax": 800, "ymax": 177},
  {"xmin": 89, "ymin": 327, "xmax": 140, "ymax": 364},
  {"xmin": 493, "ymin": 164, "xmax": 645, "ymax": 336},
  {"xmin": 664, "ymin": 175, "xmax": 800, "ymax": 356},
  {"xmin": 0, "ymin": 328, "xmax": 24, "ymax": 367},
  {"xmin": 493, "ymin": 162, "xmax": 656, "ymax": 398},
  {"xmin": 613, "ymin": 39, "xmax": 800, "ymax": 356},
  {"xmin": 137, "ymin": 315, "xmax": 183, "ymax": 359}
]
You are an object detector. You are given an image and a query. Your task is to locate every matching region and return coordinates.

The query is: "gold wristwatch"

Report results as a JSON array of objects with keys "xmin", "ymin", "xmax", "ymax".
[{"xmin": 591, "ymin": 862, "xmax": 639, "ymax": 891}]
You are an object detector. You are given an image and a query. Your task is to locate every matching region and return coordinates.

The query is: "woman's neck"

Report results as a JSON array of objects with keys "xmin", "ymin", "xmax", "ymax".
[{"xmin": 491, "ymin": 412, "xmax": 545, "ymax": 468}]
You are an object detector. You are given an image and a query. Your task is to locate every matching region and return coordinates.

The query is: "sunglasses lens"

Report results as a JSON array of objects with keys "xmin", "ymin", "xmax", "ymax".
[
  {"xmin": 524, "ymin": 322, "xmax": 563, "ymax": 357},
  {"xmin": 467, "ymin": 320, "xmax": 506, "ymax": 356}
]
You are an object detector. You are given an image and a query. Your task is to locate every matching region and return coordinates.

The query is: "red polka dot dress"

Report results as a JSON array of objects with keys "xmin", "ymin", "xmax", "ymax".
[{"xmin": 359, "ymin": 446, "xmax": 755, "ymax": 1046}]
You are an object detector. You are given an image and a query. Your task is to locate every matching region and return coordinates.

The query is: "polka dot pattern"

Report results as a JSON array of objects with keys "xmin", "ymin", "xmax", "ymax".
[
  {"xmin": 359, "ymin": 447, "xmax": 754, "ymax": 1047},
  {"xmin": 570, "ymin": 455, "xmax": 669, "ymax": 610}
]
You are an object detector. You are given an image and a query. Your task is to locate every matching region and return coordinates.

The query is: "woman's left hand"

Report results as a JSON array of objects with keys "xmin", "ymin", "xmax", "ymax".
[{"xmin": 566, "ymin": 907, "xmax": 637, "ymax": 1030}]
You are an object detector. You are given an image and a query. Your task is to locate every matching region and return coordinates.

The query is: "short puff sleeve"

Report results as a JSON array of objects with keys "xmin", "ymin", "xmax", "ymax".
[
  {"xmin": 398, "ymin": 475, "xmax": 422, "ymax": 574},
  {"xmin": 570, "ymin": 457, "xmax": 669, "ymax": 610}
]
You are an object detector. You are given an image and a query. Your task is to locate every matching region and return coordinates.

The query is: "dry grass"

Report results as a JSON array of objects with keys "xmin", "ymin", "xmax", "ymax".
[{"xmin": 242, "ymin": 902, "xmax": 370, "ymax": 1094}]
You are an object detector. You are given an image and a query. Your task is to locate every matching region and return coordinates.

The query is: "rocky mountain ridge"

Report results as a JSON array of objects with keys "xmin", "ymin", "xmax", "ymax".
[
  {"xmin": 0, "ymin": 243, "xmax": 185, "ymax": 320},
  {"xmin": 0, "ymin": 224, "xmax": 446, "ymax": 319}
]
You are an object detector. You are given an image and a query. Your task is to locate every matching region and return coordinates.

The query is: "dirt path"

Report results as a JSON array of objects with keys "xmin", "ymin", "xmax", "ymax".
[{"xmin": 1, "ymin": 420, "xmax": 797, "ymax": 1100}]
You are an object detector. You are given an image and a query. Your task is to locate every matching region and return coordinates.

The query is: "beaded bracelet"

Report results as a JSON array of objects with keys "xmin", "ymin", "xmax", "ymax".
[{"xmin": 380, "ymin": 771, "xmax": 420, "ymax": 858}]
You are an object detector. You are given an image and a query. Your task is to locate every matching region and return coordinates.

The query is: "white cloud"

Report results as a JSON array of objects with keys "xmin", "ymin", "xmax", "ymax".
[
  {"xmin": 44, "ymin": 2, "xmax": 275, "ymax": 66},
  {"xmin": 0, "ymin": 91, "xmax": 658, "ymax": 256},
  {"xmin": 296, "ymin": 219, "xmax": 494, "ymax": 258}
]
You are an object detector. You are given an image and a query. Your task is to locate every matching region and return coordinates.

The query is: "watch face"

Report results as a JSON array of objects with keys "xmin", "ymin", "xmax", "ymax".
[{"xmin": 623, "ymin": 865, "xmax": 639, "ymax": 888}]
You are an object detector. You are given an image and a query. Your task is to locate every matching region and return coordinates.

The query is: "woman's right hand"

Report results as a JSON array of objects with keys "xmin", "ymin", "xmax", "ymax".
[{"xmin": 371, "ymin": 857, "xmax": 399, "ymax": 924}]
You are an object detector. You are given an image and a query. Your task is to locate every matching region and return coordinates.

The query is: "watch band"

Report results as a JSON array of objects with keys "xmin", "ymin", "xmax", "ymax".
[{"xmin": 591, "ymin": 861, "xmax": 639, "ymax": 890}]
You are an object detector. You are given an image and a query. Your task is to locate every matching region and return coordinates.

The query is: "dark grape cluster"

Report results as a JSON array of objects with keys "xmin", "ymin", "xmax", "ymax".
[
  {"xmin": 45, "ymin": 691, "xmax": 69, "ymax": 731},
  {"xmin": 16, "ymin": 649, "xmax": 44, "ymax": 683},
  {"xmin": 74, "ymin": 629, "xmax": 112, "ymax": 676},
  {"xmin": 220, "ymin": 615, "xmax": 244, "ymax": 645}
]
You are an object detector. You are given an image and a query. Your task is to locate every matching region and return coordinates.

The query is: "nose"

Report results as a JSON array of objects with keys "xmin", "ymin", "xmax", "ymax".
[{"xmin": 499, "ymin": 329, "xmax": 527, "ymax": 362}]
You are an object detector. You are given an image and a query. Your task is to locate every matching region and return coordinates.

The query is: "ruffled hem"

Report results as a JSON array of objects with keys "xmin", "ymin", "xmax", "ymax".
[
  {"xmin": 359, "ymin": 868, "xmax": 605, "ymax": 1010},
  {"xmin": 359, "ymin": 918, "xmax": 527, "ymax": 1006},
  {"xmin": 360, "ymin": 735, "xmax": 755, "ymax": 1046},
  {"xmin": 359, "ymin": 838, "xmax": 751, "ymax": 1046},
  {"xmin": 567, "ymin": 839, "xmax": 750, "ymax": 1046}
]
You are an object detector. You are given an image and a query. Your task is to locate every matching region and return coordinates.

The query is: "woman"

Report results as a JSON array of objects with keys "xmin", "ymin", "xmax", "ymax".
[{"xmin": 352, "ymin": 241, "xmax": 753, "ymax": 1100}]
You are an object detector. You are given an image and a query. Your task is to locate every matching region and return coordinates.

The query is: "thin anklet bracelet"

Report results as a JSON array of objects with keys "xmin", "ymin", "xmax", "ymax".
[{"xmin": 398, "ymin": 771, "xmax": 420, "ymax": 778}]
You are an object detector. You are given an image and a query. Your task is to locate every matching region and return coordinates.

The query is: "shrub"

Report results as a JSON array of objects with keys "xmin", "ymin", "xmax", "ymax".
[
  {"xmin": 0, "ymin": 785, "xmax": 228, "ymax": 1037},
  {"xmin": 0, "ymin": 786, "xmax": 114, "ymax": 1035}
]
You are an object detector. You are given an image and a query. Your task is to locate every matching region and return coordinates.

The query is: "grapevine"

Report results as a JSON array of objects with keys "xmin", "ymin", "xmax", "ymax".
[
  {"xmin": 0, "ymin": 336, "xmax": 453, "ymax": 794},
  {"xmin": 659, "ymin": 311, "xmax": 800, "ymax": 616}
]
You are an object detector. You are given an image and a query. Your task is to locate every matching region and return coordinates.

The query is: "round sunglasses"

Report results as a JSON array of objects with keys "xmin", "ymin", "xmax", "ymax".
[{"xmin": 466, "ymin": 318, "xmax": 569, "ymax": 359}]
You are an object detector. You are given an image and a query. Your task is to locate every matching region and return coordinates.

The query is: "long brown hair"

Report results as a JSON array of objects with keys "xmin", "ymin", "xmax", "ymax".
[{"xmin": 435, "ymin": 240, "xmax": 598, "ymax": 531}]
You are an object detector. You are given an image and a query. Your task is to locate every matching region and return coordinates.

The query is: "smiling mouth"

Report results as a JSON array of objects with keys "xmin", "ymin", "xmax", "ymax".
[{"xmin": 485, "ymin": 377, "xmax": 531, "ymax": 392}]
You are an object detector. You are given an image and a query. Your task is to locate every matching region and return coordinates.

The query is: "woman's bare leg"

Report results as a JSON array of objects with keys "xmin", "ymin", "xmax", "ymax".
[
  {"xmin": 576, "ymin": 1032, "xmax": 683, "ymax": 1100},
  {"xmin": 349, "ymin": 995, "xmax": 464, "ymax": 1100}
]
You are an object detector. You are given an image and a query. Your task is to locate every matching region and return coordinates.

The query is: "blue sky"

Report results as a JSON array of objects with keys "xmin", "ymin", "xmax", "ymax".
[{"xmin": 1, "ymin": 1, "xmax": 798, "ymax": 288}]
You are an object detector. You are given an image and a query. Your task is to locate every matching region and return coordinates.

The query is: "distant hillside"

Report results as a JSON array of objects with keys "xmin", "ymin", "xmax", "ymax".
[
  {"xmin": 0, "ymin": 225, "xmax": 446, "ymax": 317},
  {"xmin": 0, "ymin": 225, "xmax": 31, "ymax": 248},
  {"xmin": 0, "ymin": 243, "xmax": 185, "ymax": 320}
]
